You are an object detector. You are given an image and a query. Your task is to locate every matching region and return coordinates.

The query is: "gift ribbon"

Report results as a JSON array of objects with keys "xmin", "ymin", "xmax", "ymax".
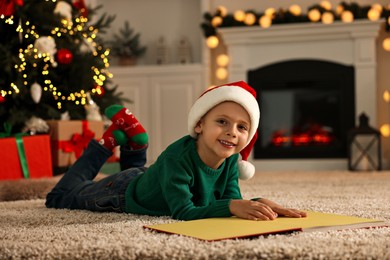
[
  {"xmin": 0, "ymin": 123, "xmax": 30, "ymax": 178},
  {"xmin": 58, "ymin": 121, "xmax": 96, "ymax": 158}
]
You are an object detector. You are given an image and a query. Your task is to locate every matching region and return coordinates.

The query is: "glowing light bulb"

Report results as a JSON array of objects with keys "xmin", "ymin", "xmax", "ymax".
[
  {"xmin": 244, "ymin": 13, "xmax": 256, "ymax": 25},
  {"xmin": 341, "ymin": 10, "xmax": 354, "ymax": 23},
  {"xmin": 383, "ymin": 38, "xmax": 390, "ymax": 51},
  {"xmin": 259, "ymin": 15, "xmax": 272, "ymax": 28},
  {"xmin": 308, "ymin": 9, "xmax": 321, "ymax": 22},
  {"xmin": 320, "ymin": 1, "xmax": 332, "ymax": 11},
  {"xmin": 380, "ymin": 124, "xmax": 390, "ymax": 137},
  {"xmin": 367, "ymin": 8, "xmax": 380, "ymax": 21},
  {"xmin": 336, "ymin": 5, "xmax": 344, "ymax": 15},
  {"xmin": 234, "ymin": 10, "xmax": 245, "ymax": 22},
  {"xmin": 217, "ymin": 6, "xmax": 228, "ymax": 17},
  {"xmin": 321, "ymin": 12, "xmax": 334, "ymax": 24},
  {"xmin": 216, "ymin": 67, "xmax": 228, "ymax": 80},
  {"xmin": 206, "ymin": 35, "xmax": 219, "ymax": 49},
  {"xmin": 289, "ymin": 5, "xmax": 302, "ymax": 16},
  {"xmin": 216, "ymin": 54, "xmax": 229, "ymax": 67},
  {"xmin": 264, "ymin": 8, "xmax": 276, "ymax": 18},
  {"xmin": 383, "ymin": 90, "xmax": 390, "ymax": 102},
  {"xmin": 211, "ymin": 16, "xmax": 223, "ymax": 27},
  {"xmin": 371, "ymin": 3, "xmax": 383, "ymax": 13}
]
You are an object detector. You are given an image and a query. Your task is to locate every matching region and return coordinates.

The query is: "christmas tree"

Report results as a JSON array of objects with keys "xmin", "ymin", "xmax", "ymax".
[{"xmin": 0, "ymin": 0, "xmax": 126, "ymax": 134}]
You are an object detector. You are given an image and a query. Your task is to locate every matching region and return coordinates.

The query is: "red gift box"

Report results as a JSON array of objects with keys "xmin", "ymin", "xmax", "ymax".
[
  {"xmin": 0, "ymin": 135, "xmax": 53, "ymax": 180},
  {"xmin": 46, "ymin": 120, "xmax": 104, "ymax": 169}
]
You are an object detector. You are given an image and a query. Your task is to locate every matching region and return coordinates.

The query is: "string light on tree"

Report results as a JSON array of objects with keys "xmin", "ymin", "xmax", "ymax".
[{"xmin": 0, "ymin": 0, "xmax": 124, "ymax": 134}]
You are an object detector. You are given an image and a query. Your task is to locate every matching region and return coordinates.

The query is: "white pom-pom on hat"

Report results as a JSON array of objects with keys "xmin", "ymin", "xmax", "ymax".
[{"xmin": 188, "ymin": 81, "xmax": 260, "ymax": 180}]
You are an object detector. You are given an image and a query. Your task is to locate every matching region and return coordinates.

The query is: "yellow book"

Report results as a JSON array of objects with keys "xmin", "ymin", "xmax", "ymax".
[{"xmin": 144, "ymin": 211, "xmax": 387, "ymax": 241}]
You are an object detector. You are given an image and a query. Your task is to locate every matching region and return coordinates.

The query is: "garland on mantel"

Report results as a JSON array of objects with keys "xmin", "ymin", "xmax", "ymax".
[{"xmin": 201, "ymin": 1, "xmax": 390, "ymax": 38}]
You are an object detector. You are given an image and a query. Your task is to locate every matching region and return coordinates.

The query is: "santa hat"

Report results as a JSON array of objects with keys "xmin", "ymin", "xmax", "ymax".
[{"xmin": 188, "ymin": 81, "xmax": 260, "ymax": 180}]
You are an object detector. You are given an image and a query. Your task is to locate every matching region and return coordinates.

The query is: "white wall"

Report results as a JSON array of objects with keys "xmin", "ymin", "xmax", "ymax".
[{"xmin": 96, "ymin": 0, "xmax": 202, "ymax": 65}]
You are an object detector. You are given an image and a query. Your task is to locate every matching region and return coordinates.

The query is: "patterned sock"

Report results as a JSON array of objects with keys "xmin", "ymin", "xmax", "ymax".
[
  {"xmin": 99, "ymin": 124, "xmax": 129, "ymax": 151},
  {"xmin": 105, "ymin": 105, "xmax": 148, "ymax": 149}
]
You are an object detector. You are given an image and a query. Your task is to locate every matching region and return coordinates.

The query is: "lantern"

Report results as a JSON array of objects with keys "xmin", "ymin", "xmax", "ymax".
[{"xmin": 348, "ymin": 113, "xmax": 382, "ymax": 171}]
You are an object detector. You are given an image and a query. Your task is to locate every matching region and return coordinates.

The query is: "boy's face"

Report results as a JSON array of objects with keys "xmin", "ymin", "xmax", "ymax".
[{"xmin": 194, "ymin": 101, "xmax": 251, "ymax": 169}]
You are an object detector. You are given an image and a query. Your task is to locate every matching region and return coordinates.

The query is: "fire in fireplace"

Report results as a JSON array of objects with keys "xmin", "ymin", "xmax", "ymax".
[{"xmin": 248, "ymin": 59, "xmax": 355, "ymax": 159}]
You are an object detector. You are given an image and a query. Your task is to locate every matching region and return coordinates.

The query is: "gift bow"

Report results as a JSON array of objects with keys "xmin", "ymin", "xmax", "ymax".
[{"xmin": 62, "ymin": 121, "xmax": 95, "ymax": 158}]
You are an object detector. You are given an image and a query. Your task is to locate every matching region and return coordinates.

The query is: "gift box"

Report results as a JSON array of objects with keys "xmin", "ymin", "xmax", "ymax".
[
  {"xmin": 0, "ymin": 135, "xmax": 53, "ymax": 180},
  {"xmin": 46, "ymin": 120, "xmax": 104, "ymax": 171}
]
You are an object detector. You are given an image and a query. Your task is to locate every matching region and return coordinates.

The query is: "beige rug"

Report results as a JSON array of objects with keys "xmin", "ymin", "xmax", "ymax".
[{"xmin": 1, "ymin": 171, "xmax": 390, "ymax": 259}]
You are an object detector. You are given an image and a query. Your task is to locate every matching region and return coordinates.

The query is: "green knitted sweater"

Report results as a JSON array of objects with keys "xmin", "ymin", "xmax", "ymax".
[{"xmin": 124, "ymin": 135, "xmax": 242, "ymax": 220}]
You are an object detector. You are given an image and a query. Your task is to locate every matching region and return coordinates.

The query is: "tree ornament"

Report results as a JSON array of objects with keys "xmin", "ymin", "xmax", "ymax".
[
  {"xmin": 73, "ymin": 0, "xmax": 89, "ymax": 17},
  {"xmin": 34, "ymin": 36, "xmax": 58, "ymax": 67},
  {"xmin": 56, "ymin": 48, "xmax": 73, "ymax": 65},
  {"xmin": 85, "ymin": 92, "xmax": 103, "ymax": 121},
  {"xmin": 93, "ymin": 85, "xmax": 105, "ymax": 96},
  {"xmin": 0, "ymin": 95, "xmax": 5, "ymax": 103},
  {"xmin": 30, "ymin": 82, "xmax": 42, "ymax": 103},
  {"xmin": 23, "ymin": 116, "xmax": 50, "ymax": 135},
  {"xmin": 0, "ymin": 0, "xmax": 23, "ymax": 16},
  {"xmin": 54, "ymin": 1, "xmax": 72, "ymax": 25},
  {"xmin": 79, "ymin": 38, "xmax": 96, "ymax": 53}
]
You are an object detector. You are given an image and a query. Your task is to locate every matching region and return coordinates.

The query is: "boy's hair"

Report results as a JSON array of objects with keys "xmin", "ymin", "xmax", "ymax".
[{"xmin": 187, "ymin": 81, "xmax": 260, "ymax": 180}]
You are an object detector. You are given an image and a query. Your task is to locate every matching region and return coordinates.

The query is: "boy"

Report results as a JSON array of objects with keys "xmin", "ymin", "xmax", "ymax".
[{"xmin": 46, "ymin": 81, "xmax": 306, "ymax": 221}]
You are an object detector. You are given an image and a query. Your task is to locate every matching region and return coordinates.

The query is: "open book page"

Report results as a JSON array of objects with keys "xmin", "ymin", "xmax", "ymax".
[{"xmin": 144, "ymin": 211, "xmax": 387, "ymax": 241}]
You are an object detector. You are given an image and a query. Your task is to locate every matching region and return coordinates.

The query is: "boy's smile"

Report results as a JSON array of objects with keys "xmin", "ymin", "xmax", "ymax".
[{"xmin": 195, "ymin": 101, "xmax": 251, "ymax": 169}]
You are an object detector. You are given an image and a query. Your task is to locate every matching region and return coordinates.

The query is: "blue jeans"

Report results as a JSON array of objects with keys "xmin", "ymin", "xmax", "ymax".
[{"xmin": 45, "ymin": 139, "xmax": 147, "ymax": 212}]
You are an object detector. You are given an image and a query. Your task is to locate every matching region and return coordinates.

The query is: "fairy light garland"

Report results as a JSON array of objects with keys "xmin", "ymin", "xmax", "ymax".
[
  {"xmin": 0, "ymin": 8, "xmax": 111, "ymax": 109},
  {"xmin": 203, "ymin": 1, "xmax": 390, "ymax": 81}
]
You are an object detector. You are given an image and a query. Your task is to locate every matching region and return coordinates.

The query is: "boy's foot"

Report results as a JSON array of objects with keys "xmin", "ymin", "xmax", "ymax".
[
  {"xmin": 99, "ymin": 124, "xmax": 129, "ymax": 151},
  {"xmin": 105, "ymin": 105, "xmax": 148, "ymax": 149}
]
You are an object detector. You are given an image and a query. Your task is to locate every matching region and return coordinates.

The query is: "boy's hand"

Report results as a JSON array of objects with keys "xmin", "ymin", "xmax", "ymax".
[
  {"xmin": 229, "ymin": 199, "xmax": 278, "ymax": 221},
  {"xmin": 257, "ymin": 198, "xmax": 307, "ymax": 218},
  {"xmin": 229, "ymin": 198, "xmax": 307, "ymax": 221}
]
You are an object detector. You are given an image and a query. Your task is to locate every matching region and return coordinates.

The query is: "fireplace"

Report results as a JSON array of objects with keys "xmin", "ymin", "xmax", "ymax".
[
  {"xmin": 248, "ymin": 59, "xmax": 355, "ymax": 159},
  {"xmin": 219, "ymin": 20, "xmax": 382, "ymax": 170}
]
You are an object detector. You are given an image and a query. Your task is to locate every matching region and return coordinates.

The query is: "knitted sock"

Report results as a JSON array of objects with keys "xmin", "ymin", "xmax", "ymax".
[
  {"xmin": 105, "ymin": 105, "xmax": 148, "ymax": 149},
  {"xmin": 99, "ymin": 123, "xmax": 129, "ymax": 151}
]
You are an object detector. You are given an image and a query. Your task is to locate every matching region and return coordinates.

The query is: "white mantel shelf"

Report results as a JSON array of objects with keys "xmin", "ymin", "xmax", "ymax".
[
  {"xmin": 220, "ymin": 20, "xmax": 382, "ymax": 45},
  {"xmin": 219, "ymin": 20, "xmax": 383, "ymax": 171}
]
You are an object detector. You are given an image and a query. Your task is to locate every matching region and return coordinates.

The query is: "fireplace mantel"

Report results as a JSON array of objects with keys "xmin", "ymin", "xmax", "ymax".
[{"xmin": 219, "ymin": 20, "xmax": 383, "ymax": 171}]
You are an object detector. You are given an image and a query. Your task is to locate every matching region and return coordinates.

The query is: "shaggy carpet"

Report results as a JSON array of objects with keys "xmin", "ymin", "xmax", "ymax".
[{"xmin": 0, "ymin": 171, "xmax": 389, "ymax": 259}]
